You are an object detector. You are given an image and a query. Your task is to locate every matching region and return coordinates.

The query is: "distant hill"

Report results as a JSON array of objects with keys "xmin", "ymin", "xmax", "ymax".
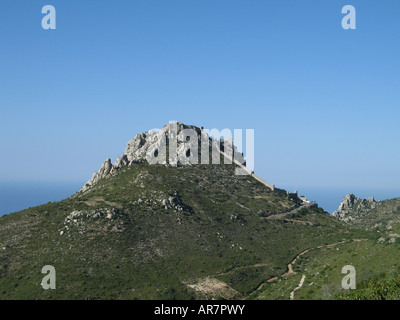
[{"xmin": 332, "ymin": 193, "xmax": 400, "ymax": 243}]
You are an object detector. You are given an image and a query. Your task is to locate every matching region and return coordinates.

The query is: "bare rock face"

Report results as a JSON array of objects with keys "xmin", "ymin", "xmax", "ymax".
[
  {"xmin": 337, "ymin": 193, "xmax": 356, "ymax": 211},
  {"xmin": 332, "ymin": 193, "xmax": 376, "ymax": 223},
  {"xmin": 78, "ymin": 121, "xmax": 245, "ymax": 193},
  {"xmin": 82, "ymin": 158, "xmax": 112, "ymax": 192},
  {"xmin": 60, "ymin": 208, "xmax": 122, "ymax": 236},
  {"xmin": 112, "ymin": 155, "xmax": 129, "ymax": 173}
]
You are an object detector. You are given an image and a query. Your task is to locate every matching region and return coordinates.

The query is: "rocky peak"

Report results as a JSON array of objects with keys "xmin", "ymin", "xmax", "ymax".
[
  {"xmin": 99, "ymin": 158, "xmax": 112, "ymax": 176},
  {"xmin": 333, "ymin": 193, "xmax": 376, "ymax": 223},
  {"xmin": 78, "ymin": 121, "xmax": 245, "ymax": 193},
  {"xmin": 338, "ymin": 193, "xmax": 356, "ymax": 211}
]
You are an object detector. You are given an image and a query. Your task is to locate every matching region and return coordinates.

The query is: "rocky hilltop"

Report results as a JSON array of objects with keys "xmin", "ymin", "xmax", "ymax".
[
  {"xmin": 79, "ymin": 121, "xmax": 245, "ymax": 193},
  {"xmin": 332, "ymin": 194, "xmax": 376, "ymax": 223},
  {"xmin": 333, "ymin": 193, "xmax": 400, "ymax": 237}
]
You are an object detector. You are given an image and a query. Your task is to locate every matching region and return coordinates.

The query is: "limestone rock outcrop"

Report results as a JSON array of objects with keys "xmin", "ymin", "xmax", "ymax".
[
  {"xmin": 78, "ymin": 121, "xmax": 245, "ymax": 193},
  {"xmin": 332, "ymin": 193, "xmax": 376, "ymax": 223}
]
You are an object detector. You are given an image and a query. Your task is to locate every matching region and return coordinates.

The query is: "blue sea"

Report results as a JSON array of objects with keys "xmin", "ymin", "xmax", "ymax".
[
  {"xmin": 0, "ymin": 181, "xmax": 84, "ymax": 217},
  {"xmin": 0, "ymin": 181, "xmax": 399, "ymax": 217},
  {"xmin": 283, "ymin": 185, "xmax": 400, "ymax": 214}
]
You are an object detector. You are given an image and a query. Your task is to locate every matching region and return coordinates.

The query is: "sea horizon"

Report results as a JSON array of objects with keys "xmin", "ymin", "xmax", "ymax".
[
  {"xmin": 0, "ymin": 181, "xmax": 84, "ymax": 217},
  {"xmin": 1, "ymin": 180, "xmax": 399, "ymax": 217}
]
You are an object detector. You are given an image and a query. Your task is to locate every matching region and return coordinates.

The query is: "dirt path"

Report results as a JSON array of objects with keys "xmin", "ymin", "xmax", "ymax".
[
  {"xmin": 245, "ymin": 238, "xmax": 368, "ymax": 299},
  {"xmin": 214, "ymin": 262, "xmax": 270, "ymax": 277},
  {"xmin": 290, "ymin": 275, "xmax": 306, "ymax": 300},
  {"xmin": 185, "ymin": 277, "xmax": 239, "ymax": 300},
  {"xmin": 280, "ymin": 239, "xmax": 367, "ymax": 279},
  {"xmin": 281, "ymin": 248, "xmax": 312, "ymax": 277},
  {"xmin": 266, "ymin": 202, "xmax": 314, "ymax": 220}
]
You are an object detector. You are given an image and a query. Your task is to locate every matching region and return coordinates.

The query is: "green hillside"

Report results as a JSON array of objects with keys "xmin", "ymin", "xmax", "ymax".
[
  {"xmin": 246, "ymin": 195, "xmax": 400, "ymax": 300},
  {"xmin": 1, "ymin": 122, "xmax": 397, "ymax": 300},
  {"xmin": 0, "ymin": 162, "xmax": 366, "ymax": 300}
]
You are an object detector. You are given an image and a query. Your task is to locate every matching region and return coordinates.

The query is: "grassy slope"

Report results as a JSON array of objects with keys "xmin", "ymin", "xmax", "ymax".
[
  {"xmin": 342, "ymin": 197, "xmax": 400, "ymax": 231},
  {"xmin": 0, "ymin": 163, "xmax": 367, "ymax": 300},
  {"xmin": 248, "ymin": 207, "xmax": 400, "ymax": 300},
  {"xmin": 337, "ymin": 268, "xmax": 400, "ymax": 300}
]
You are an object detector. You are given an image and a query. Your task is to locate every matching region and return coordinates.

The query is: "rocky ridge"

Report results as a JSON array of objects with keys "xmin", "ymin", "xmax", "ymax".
[
  {"xmin": 79, "ymin": 122, "xmax": 245, "ymax": 193},
  {"xmin": 332, "ymin": 193, "xmax": 377, "ymax": 223}
]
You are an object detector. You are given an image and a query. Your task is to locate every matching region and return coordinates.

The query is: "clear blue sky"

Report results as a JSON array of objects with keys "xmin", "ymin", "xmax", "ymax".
[{"xmin": 1, "ymin": 0, "xmax": 400, "ymax": 194}]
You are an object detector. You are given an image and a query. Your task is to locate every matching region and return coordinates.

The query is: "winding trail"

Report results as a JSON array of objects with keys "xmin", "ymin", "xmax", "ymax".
[
  {"xmin": 266, "ymin": 202, "xmax": 315, "ymax": 220},
  {"xmin": 290, "ymin": 275, "xmax": 306, "ymax": 300},
  {"xmin": 245, "ymin": 238, "xmax": 368, "ymax": 299}
]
